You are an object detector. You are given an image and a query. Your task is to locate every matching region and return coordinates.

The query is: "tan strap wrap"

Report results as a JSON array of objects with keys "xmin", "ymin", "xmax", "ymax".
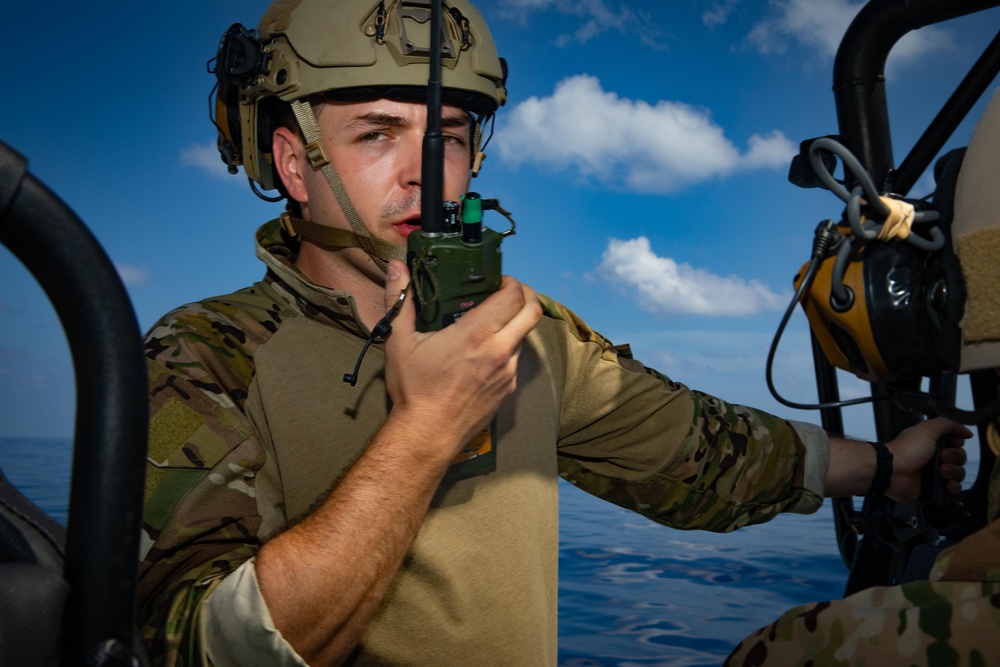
[
  {"xmin": 875, "ymin": 197, "xmax": 915, "ymax": 241},
  {"xmin": 280, "ymin": 213, "xmax": 406, "ymax": 263},
  {"xmin": 472, "ymin": 151, "xmax": 486, "ymax": 176},
  {"xmin": 289, "ymin": 100, "xmax": 401, "ymax": 272},
  {"xmin": 471, "ymin": 122, "xmax": 485, "ymax": 176}
]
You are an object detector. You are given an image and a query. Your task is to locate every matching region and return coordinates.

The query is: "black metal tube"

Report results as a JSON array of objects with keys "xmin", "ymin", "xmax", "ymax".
[
  {"xmin": 810, "ymin": 333, "xmax": 861, "ymax": 571},
  {"xmin": 811, "ymin": 332, "xmax": 845, "ymax": 436},
  {"xmin": 833, "ymin": 0, "xmax": 1000, "ymax": 191},
  {"xmin": 872, "ymin": 380, "xmax": 921, "ymax": 442},
  {"xmin": 894, "ymin": 30, "xmax": 1000, "ymax": 195},
  {"xmin": 0, "ymin": 141, "xmax": 148, "ymax": 665}
]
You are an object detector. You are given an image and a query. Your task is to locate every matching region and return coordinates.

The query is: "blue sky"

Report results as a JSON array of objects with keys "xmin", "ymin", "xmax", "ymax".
[{"xmin": 2, "ymin": 0, "xmax": 998, "ymax": 440}]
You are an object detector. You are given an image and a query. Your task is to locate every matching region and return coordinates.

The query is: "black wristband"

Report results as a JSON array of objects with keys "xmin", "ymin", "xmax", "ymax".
[{"xmin": 868, "ymin": 441, "xmax": 893, "ymax": 498}]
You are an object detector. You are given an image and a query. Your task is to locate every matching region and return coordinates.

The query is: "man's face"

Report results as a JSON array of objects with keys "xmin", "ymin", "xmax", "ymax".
[{"xmin": 301, "ymin": 98, "xmax": 474, "ymax": 246}]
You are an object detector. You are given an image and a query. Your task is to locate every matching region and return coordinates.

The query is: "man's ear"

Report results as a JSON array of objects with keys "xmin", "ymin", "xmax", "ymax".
[{"xmin": 272, "ymin": 127, "xmax": 309, "ymax": 204}]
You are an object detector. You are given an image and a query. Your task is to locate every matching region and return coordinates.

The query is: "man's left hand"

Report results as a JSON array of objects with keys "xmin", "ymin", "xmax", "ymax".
[{"xmin": 885, "ymin": 416, "xmax": 971, "ymax": 503}]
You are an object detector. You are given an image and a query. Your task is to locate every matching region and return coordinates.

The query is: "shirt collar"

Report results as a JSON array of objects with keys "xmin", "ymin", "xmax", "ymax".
[{"xmin": 254, "ymin": 219, "xmax": 368, "ymax": 337}]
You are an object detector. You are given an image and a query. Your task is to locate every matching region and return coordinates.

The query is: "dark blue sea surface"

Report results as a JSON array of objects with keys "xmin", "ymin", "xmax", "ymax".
[
  {"xmin": 0, "ymin": 437, "xmax": 73, "ymax": 525},
  {"xmin": 0, "ymin": 436, "xmax": 846, "ymax": 664},
  {"xmin": 557, "ymin": 479, "xmax": 845, "ymax": 665}
]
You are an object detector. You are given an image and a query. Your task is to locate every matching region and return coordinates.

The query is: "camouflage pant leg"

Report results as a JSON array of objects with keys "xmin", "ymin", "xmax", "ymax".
[{"xmin": 724, "ymin": 579, "xmax": 1000, "ymax": 667}]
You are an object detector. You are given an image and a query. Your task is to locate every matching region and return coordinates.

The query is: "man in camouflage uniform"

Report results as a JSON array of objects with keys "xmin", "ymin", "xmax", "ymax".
[
  {"xmin": 725, "ymin": 453, "xmax": 1000, "ymax": 667},
  {"xmin": 136, "ymin": 1, "xmax": 968, "ymax": 665},
  {"xmin": 726, "ymin": 557, "xmax": 1000, "ymax": 667}
]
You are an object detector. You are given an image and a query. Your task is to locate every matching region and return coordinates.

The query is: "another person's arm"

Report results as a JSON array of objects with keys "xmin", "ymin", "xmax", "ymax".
[{"xmin": 825, "ymin": 419, "xmax": 969, "ymax": 501}]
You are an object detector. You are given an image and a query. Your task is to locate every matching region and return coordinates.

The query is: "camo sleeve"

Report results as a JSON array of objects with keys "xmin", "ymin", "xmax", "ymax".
[
  {"xmin": 137, "ymin": 295, "xmax": 286, "ymax": 666},
  {"xmin": 724, "ymin": 447, "xmax": 1000, "ymax": 665},
  {"xmin": 723, "ymin": 579, "xmax": 1000, "ymax": 666},
  {"xmin": 544, "ymin": 295, "xmax": 828, "ymax": 533}
]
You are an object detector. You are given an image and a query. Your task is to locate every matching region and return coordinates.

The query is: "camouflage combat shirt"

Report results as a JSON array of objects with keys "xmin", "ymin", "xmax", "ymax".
[
  {"xmin": 138, "ymin": 220, "xmax": 829, "ymax": 666},
  {"xmin": 725, "ymin": 457, "xmax": 1000, "ymax": 666}
]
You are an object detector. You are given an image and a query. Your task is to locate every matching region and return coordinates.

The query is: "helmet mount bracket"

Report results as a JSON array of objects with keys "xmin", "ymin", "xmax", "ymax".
[{"xmin": 214, "ymin": 24, "xmax": 270, "ymax": 87}]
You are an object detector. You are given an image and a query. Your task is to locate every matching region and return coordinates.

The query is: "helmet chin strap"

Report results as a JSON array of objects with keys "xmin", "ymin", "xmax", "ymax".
[
  {"xmin": 278, "ymin": 213, "xmax": 406, "ymax": 266},
  {"xmin": 288, "ymin": 100, "xmax": 407, "ymax": 273}
]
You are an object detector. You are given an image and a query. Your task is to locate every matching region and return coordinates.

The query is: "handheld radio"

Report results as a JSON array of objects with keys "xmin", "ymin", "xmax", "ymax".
[{"xmin": 407, "ymin": 0, "xmax": 514, "ymax": 478}]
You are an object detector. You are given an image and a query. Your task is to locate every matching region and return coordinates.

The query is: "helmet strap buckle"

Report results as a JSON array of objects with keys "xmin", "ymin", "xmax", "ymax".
[{"xmin": 304, "ymin": 139, "xmax": 330, "ymax": 169}]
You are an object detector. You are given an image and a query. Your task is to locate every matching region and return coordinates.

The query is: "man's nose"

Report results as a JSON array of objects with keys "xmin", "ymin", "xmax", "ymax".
[{"xmin": 398, "ymin": 133, "xmax": 423, "ymax": 188}]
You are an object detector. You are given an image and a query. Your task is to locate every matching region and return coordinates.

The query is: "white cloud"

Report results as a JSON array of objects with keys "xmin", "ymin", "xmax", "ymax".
[
  {"xmin": 496, "ymin": 75, "xmax": 795, "ymax": 193},
  {"xmin": 497, "ymin": 0, "xmax": 664, "ymax": 48},
  {"xmin": 597, "ymin": 236, "xmax": 787, "ymax": 316},
  {"xmin": 500, "ymin": 0, "xmax": 555, "ymax": 11},
  {"xmin": 747, "ymin": 0, "xmax": 856, "ymax": 57},
  {"xmin": 115, "ymin": 263, "xmax": 150, "ymax": 286},
  {"xmin": 180, "ymin": 142, "xmax": 238, "ymax": 180},
  {"xmin": 747, "ymin": 0, "xmax": 954, "ymax": 68},
  {"xmin": 743, "ymin": 130, "xmax": 798, "ymax": 169},
  {"xmin": 890, "ymin": 27, "xmax": 956, "ymax": 69},
  {"xmin": 702, "ymin": 0, "xmax": 742, "ymax": 28}
]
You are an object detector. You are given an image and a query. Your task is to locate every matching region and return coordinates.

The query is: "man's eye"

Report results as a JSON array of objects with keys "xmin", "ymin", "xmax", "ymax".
[
  {"xmin": 444, "ymin": 135, "xmax": 467, "ymax": 146},
  {"xmin": 359, "ymin": 132, "xmax": 386, "ymax": 142}
]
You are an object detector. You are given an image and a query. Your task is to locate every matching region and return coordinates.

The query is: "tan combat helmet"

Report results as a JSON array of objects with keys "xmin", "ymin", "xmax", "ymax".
[{"xmin": 210, "ymin": 0, "xmax": 508, "ymax": 269}]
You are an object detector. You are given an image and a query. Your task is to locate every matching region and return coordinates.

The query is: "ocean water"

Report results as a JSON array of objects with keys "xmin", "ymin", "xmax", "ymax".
[
  {"xmin": 0, "ymin": 436, "xmax": 846, "ymax": 664},
  {"xmin": 556, "ymin": 480, "xmax": 845, "ymax": 665},
  {"xmin": 0, "ymin": 437, "xmax": 73, "ymax": 525}
]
